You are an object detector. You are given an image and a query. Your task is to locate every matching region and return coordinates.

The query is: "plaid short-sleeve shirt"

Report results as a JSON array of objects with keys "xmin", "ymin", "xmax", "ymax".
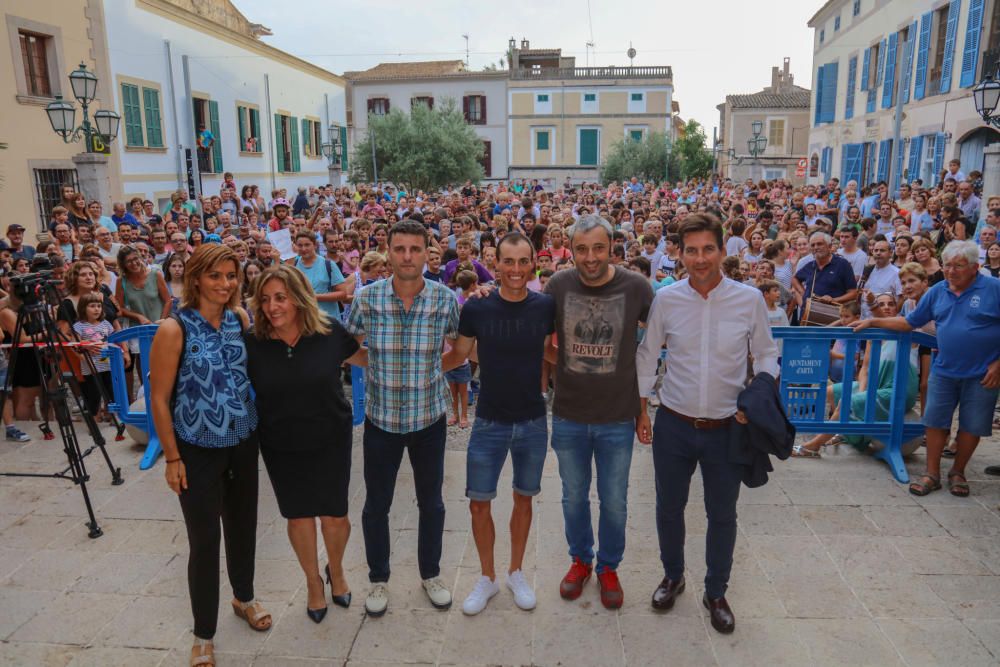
[{"xmin": 345, "ymin": 277, "xmax": 459, "ymax": 433}]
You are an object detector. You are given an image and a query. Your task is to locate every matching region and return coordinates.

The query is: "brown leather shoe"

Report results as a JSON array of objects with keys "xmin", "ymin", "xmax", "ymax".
[
  {"xmin": 702, "ymin": 594, "xmax": 735, "ymax": 634},
  {"xmin": 651, "ymin": 576, "xmax": 685, "ymax": 611}
]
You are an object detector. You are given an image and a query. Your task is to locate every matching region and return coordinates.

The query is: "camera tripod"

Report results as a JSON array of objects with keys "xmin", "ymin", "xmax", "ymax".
[{"xmin": 0, "ymin": 287, "xmax": 123, "ymax": 539}]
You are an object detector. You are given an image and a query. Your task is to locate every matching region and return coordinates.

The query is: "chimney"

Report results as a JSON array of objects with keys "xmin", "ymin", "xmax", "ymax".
[
  {"xmin": 521, "ymin": 38, "xmax": 530, "ymax": 49},
  {"xmin": 771, "ymin": 66, "xmax": 780, "ymax": 91}
]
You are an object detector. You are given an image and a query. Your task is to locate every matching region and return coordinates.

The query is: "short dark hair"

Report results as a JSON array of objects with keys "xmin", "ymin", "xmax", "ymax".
[
  {"xmin": 677, "ymin": 213, "xmax": 724, "ymax": 251},
  {"xmin": 837, "ymin": 225, "xmax": 859, "ymax": 237},
  {"xmin": 388, "ymin": 220, "xmax": 428, "ymax": 247},
  {"xmin": 496, "ymin": 232, "xmax": 534, "ymax": 260}
]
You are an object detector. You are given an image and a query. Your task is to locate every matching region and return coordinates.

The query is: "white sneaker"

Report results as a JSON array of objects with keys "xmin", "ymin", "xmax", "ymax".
[
  {"xmin": 506, "ymin": 570, "xmax": 537, "ymax": 611},
  {"xmin": 462, "ymin": 575, "xmax": 500, "ymax": 615},
  {"xmin": 421, "ymin": 576, "xmax": 452, "ymax": 610},
  {"xmin": 365, "ymin": 582, "xmax": 388, "ymax": 617}
]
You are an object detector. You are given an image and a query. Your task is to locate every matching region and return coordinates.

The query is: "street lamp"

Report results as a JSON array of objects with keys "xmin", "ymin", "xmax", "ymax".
[
  {"xmin": 747, "ymin": 121, "xmax": 768, "ymax": 180},
  {"xmin": 321, "ymin": 130, "xmax": 344, "ymax": 183},
  {"xmin": 44, "ymin": 62, "xmax": 119, "ymax": 152},
  {"xmin": 973, "ymin": 62, "xmax": 1000, "ymax": 128}
]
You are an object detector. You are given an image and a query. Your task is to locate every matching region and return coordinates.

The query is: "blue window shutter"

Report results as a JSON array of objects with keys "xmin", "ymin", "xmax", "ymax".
[
  {"xmin": 290, "ymin": 116, "xmax": 301, "ymax": 173},
  {"xmin": 274, "ymin": 114, "xmax": 285, "ymax": 172},
  {"xmin": 845, "ymin": 56, "xmax": 857, "ymax": 119},
  {"xmin": 208, "ymin": 100, "xmax": 222, "ymax": 172},
  {"xmin": 914, "ymin": 12, "xmax": 933, "ymax": 100},
  {"xmin": 939, "ymin": 0, "xmax": 962, "ymax": 94},
  {"xmin": 891, "ymin": 139, "xmax": 905, "ymax": 195},
  {"xmin": 868, "ymin": 39, "xmax": 885, "ymax": 113},
  {"xmin": 907, "ymin": 135, "xmax": 923, "ymax": 182},
  {"xmin": 960, "ymin": 0, "xmax": 985, "ymax": 88},
  {"xmin": 881, "ymin": 33, "xmax": 898, "ymax": 108},
  {"xmin": 822, "ymin": 62, "xmax": 838, "ymax": 123},
  {"xmin": 820, "ymin": 148, "xmax": 829, "ymax": 180},
  {"xmin": 842, "ymin": 143, "xmax": 863, "ymax": 185},
  {"xmin": 876, "ymin": 139, "xmax": 891, "ymax": 183},
  {"xmin": 814, "ymin": 66, "xmax": 825, "ymax": 125},
  {"xmin": 932, "ymin": 132, "xmax": 947, "ymax": 180},
  {"xmin": 901, "ymin": 21, "xmax": 918, "ymax": 104},
  {"xmin": 860, "ymin": 48, "xmax": 871, "ymax": 95},
  {"xmin": 340, "ymin": 125, "xmax": 348, "ymax": 171}
]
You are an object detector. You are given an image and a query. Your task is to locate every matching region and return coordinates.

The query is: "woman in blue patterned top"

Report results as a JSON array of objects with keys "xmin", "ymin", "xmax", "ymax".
[{"xmin": 149, "ymin": 244, "xmax": 270, "ymax": 667}]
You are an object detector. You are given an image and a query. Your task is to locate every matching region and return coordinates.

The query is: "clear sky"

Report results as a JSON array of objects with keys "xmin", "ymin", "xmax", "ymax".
[{"xmin": 236, "ymin": 0, "xmax": 818, "ymax": 139}]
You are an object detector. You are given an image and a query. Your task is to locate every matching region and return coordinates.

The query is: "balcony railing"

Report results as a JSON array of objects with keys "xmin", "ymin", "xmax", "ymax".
[{"xmin": 511, "ymin": 65, "xmax": 672, "ymax": 81}]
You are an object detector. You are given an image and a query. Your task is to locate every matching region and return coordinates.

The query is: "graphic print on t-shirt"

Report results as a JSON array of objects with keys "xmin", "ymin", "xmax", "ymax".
[{"xmin": 562, "ymin": 292, "xmax": 624, "ymax": 374}]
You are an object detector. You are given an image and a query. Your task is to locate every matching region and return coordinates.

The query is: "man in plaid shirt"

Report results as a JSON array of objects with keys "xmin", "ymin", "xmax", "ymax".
[{"xmin": 345, "ymin": 220, "xmax": 460, "ymax": 618}]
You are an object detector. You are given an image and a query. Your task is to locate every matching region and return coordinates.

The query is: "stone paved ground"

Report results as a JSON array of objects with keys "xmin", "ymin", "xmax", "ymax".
[{"xmin": 1, "ymin": 413, "xmax": 999, "ymax": 667}]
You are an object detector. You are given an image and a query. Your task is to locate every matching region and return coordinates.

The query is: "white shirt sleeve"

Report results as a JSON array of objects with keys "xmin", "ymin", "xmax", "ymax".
[
  {"xmin": 636, "ymin": 292, "xmax": 667, "ymax": 397},
  {"xmin": 750, "ymin": 295, "xmax": 781, "ymax": 378}
]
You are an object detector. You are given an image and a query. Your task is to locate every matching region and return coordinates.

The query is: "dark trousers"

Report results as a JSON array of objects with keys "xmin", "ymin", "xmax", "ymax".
[
  {"xmin": 362, "ymin": 416, "xmax": 446, "ymax": 582},
  {"xmin": 652, "ymin": 408, "xmax": 743, "ymax": 600},
  {"xmin": 177, "ymin": 433, "xmax": 259, "ymax": 639},
  {"xmin": 80, "ymin": 371, "xmax": 113, "ymax": 415}
]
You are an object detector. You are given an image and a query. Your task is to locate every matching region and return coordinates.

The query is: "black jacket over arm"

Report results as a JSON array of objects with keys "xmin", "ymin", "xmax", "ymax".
[{"xmin": 729, "ymin": 373, "xmax": 796, "ymax": 488}]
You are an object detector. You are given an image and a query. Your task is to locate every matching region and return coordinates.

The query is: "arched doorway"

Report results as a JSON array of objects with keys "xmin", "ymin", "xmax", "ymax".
[{"xmin": 958, "ymin": 127, "xmax": 1000, "ymax": 175}]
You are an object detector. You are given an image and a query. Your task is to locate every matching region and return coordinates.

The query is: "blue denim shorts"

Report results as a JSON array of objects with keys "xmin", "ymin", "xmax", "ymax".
[
  {"xmin": 466, "ymin": 416, "xmax": 548, "ymax": 501},
  {"xmin": 923, "ymin": 373, "xmax": 1000, "ymax": 437},
  {"xmin": 445, "ymin": 362, "xmax": 472, "ymax": 385}
]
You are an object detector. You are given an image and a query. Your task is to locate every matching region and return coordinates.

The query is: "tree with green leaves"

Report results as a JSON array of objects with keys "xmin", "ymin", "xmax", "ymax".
[
  {"xmin": 349, "ymin": 98, "xmax": 484, "ymax": 192},
  {"xmin": 600, "ymin": 131, "xmax": 675, "ymax": 185},
  {"xmin": 672, "ymin": 119, "xmax": 713, "ymax": 180}
]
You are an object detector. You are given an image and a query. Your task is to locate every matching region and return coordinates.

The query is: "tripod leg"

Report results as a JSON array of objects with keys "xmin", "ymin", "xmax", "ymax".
[
  {"xmin": 65, "ymin": 372, "xmax": 123, "ymax": 485},
  {"xmin": 52, "ymin": 384, "xmax": 103, "ymax": 538}
]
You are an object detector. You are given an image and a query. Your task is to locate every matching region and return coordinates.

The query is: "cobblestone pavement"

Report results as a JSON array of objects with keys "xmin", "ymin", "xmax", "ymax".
[{"xmin": 0, "ymin": 413, "xmax": 999, "ymax": 667}]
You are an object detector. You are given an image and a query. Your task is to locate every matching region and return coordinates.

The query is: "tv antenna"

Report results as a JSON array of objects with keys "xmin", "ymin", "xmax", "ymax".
[
  {"xmin": 462, "ymin": 34, "xmax": 469, "ymax": 66},
  {"xmin": 586, "ymin": 0, "xmax": 595, "ymax": 66},
  {"xmin": 627, "ymin": 42, "xmax": 636, "ymax": 67}
]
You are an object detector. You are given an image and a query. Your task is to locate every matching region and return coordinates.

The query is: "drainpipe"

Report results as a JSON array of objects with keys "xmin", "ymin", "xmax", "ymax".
[{"xmin": 164, "ymin": 40, "xmax": 183, "ymax": 189}]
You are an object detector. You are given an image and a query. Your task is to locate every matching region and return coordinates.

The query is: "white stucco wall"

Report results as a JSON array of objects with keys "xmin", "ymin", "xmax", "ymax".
[{"xmin": 104, "ymin": 0, "xmax": 346, "ymax": 208}]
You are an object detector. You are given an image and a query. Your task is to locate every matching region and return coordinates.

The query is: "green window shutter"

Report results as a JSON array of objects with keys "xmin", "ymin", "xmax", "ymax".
[
  {"xmin": 208, "ymin": 99, "xmax": 222, "ymax": 172},
  {"xmin": 580, "ymin": 129, "xmax": 598, "ymax": 165},
  {"xmin": 274, "ymin": 114, "xmax": 285, "ymax": 172},
  {"xmin": 250, "ymin": 108, "xmax": 260, "ymax": 150},
  {"xmin": 339, "ymin": 125, "xmax": 348, "ymax": 170},
  {"xmin": 290, "ymin": 116, "xmax": 301, "ymax": 172},
  {"xmin": 142, "ymin": 87, "xmax": 163, "ymax": 147},
  {"xmin": 121, "ymin": 83, "xmax": 143, "ymax": 147},
  {"xmin": 536, "ymin": 131, "xmax": 549, "ymax": 150},
  {"xmin": 237, "ymin": 106, "xmax": 247, "ymax": 149},
  {"xmin": 630, "ymin": 130, "xmax": 643, "ymax": 142},
  {"xmin": 301, "ymin": 118, "xmax": 311, "ymax": 158}
]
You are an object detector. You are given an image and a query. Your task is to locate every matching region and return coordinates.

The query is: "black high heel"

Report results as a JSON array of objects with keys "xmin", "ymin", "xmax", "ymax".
[
  {"xmin": 326, "ymin": 564, "xmax": 352, "ymax": 608},
  {"xmin": 306, "ymin": 606, "xmax": 327, "ymax": 623}
]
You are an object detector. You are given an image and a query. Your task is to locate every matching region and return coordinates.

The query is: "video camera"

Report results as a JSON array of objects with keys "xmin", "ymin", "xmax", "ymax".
[{"xmin": 8, "ymin": 257, "xmax": 60, "ymax": 307}]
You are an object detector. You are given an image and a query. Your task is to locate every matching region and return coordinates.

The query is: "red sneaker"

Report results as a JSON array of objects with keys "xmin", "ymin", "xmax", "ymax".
[
  {"xmin": 597, "ymin": 568, "xmax": 623, "ymax": 609},
  {"xmin": 559, "ymin": 557, "xmax": 593, "ymax": 600}
]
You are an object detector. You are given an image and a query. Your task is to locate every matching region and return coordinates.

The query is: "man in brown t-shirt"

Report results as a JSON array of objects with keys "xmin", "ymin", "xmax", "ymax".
[{"xmin": 544, "ymin": 214, "xmax": 653, "ymax": 610}]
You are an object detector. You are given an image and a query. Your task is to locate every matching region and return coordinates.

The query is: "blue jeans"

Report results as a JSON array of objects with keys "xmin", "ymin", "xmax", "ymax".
[
  {"xmin": 652, "ymin": 408, "xmax": 743, "ymax": 599},
  {"xmin": 362, "ymin": 416, "xmax": 446, "ymax": 582},
  {"xmin": 550, "ymin": 415, "xmax": 635, "ymax": 573},
  {"xmin": 466, "ymin": 416, "xmax": 548, "ymax": 501}
]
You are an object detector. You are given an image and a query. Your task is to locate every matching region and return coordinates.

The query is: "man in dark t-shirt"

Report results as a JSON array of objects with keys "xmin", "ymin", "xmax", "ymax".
[
  {"xmin": 442, "ymin": 233, "xmax": 555, "ymax": 616},
  {"xmin": 543, "ymin": 215, "xmax": 653, "ymax": 610}
]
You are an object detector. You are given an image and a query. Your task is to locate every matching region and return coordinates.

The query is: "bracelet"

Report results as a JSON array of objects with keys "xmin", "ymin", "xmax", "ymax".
[{"xmin": 165, "ymin": 457, "xmax": 181, "ymax": 464}]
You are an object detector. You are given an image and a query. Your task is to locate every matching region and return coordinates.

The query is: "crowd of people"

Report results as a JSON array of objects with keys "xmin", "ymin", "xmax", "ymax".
[{"xmin": 2, "ymin": 166, "xmax": 998, "ymax": 666}]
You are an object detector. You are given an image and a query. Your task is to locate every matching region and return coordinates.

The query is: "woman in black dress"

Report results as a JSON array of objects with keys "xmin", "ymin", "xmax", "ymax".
[{"xmin": 246, "ymin": 264, "xmax": 366, "ymax": 623}]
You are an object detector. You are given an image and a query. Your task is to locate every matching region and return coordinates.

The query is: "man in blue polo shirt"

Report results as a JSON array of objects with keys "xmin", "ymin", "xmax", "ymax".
[
  {"xmin": 792, "ymin": 231, "xmax": 858, "ymax": 318},
  {"xmin": 853, "ymin": 240, "xmax": 1000, "ymax": 497}
]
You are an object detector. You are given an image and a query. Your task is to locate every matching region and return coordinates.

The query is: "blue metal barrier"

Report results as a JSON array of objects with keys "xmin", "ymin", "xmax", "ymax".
[
  {"xmin": 106, "ymin": 323, "xmax": 369, "ymax": 467},
  {"xmin": 106, "ymin": 325, "xmax": 161, "ymax": 470},
  {"xmin": 772, "ymin": 326, "xmax": 937, "ymax": 484}
]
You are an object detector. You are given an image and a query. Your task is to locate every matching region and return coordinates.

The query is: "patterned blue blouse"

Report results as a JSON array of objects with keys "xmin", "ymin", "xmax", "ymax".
[{"xmin": 172, "ymin": 307, "xmax": 257, "ymax": 447}]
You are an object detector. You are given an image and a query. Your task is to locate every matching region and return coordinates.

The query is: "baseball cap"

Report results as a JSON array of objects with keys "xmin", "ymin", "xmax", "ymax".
[{"xmin": 7, "ymin": 224, "xmax": 25, "ymax": 233}]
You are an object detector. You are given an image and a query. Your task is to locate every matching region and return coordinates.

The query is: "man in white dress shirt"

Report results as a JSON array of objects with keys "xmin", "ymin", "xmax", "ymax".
[{"xmin": 635, "ymin": 213, "xmax": 780, "ymax": 634}]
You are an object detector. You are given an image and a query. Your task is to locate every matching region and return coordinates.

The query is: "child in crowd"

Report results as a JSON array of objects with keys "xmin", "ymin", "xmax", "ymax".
[
  {"xmin": 73, "ymin": 292, "xmax": 127, "ymax": 422},
  {"xmin": 537, "ymin": 268, "xmax": 555, "ymax": 290},
  {"xmin": 758, "ymin": 279, "xmax": 789, "ymax": 356},
  {"xmin": 829, "ymin": 301, "xmax": 861, "ymax": 382},
  {"xmin": 445, "ymin": 269, "xmax": 478, "ymax": 428}
]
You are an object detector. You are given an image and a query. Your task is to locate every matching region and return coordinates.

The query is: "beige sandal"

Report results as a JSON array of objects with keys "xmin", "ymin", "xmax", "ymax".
[
  {"xmin": 231, "ymin": 599, "xmax": 272, "ymax": 631},
  {"xmin": 190, "ymin": 638, "xmax": 214, "ymax": 666}
]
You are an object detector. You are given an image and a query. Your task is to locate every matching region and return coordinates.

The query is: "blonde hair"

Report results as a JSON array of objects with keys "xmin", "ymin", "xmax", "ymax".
[
  {"xmin": 360, "ymin": 251, "xmax": 386, "ymax": 272},
  {"xmin": 181, "ymin": 244, "xmax": 242, "ymax": 310},
  {"xmin": 898, "ymin": 261, "xmax": 928, "ymax": 282},
  {"xmin": 251, "ymin": 264, "xmax": 331, "ymax": 340}
]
